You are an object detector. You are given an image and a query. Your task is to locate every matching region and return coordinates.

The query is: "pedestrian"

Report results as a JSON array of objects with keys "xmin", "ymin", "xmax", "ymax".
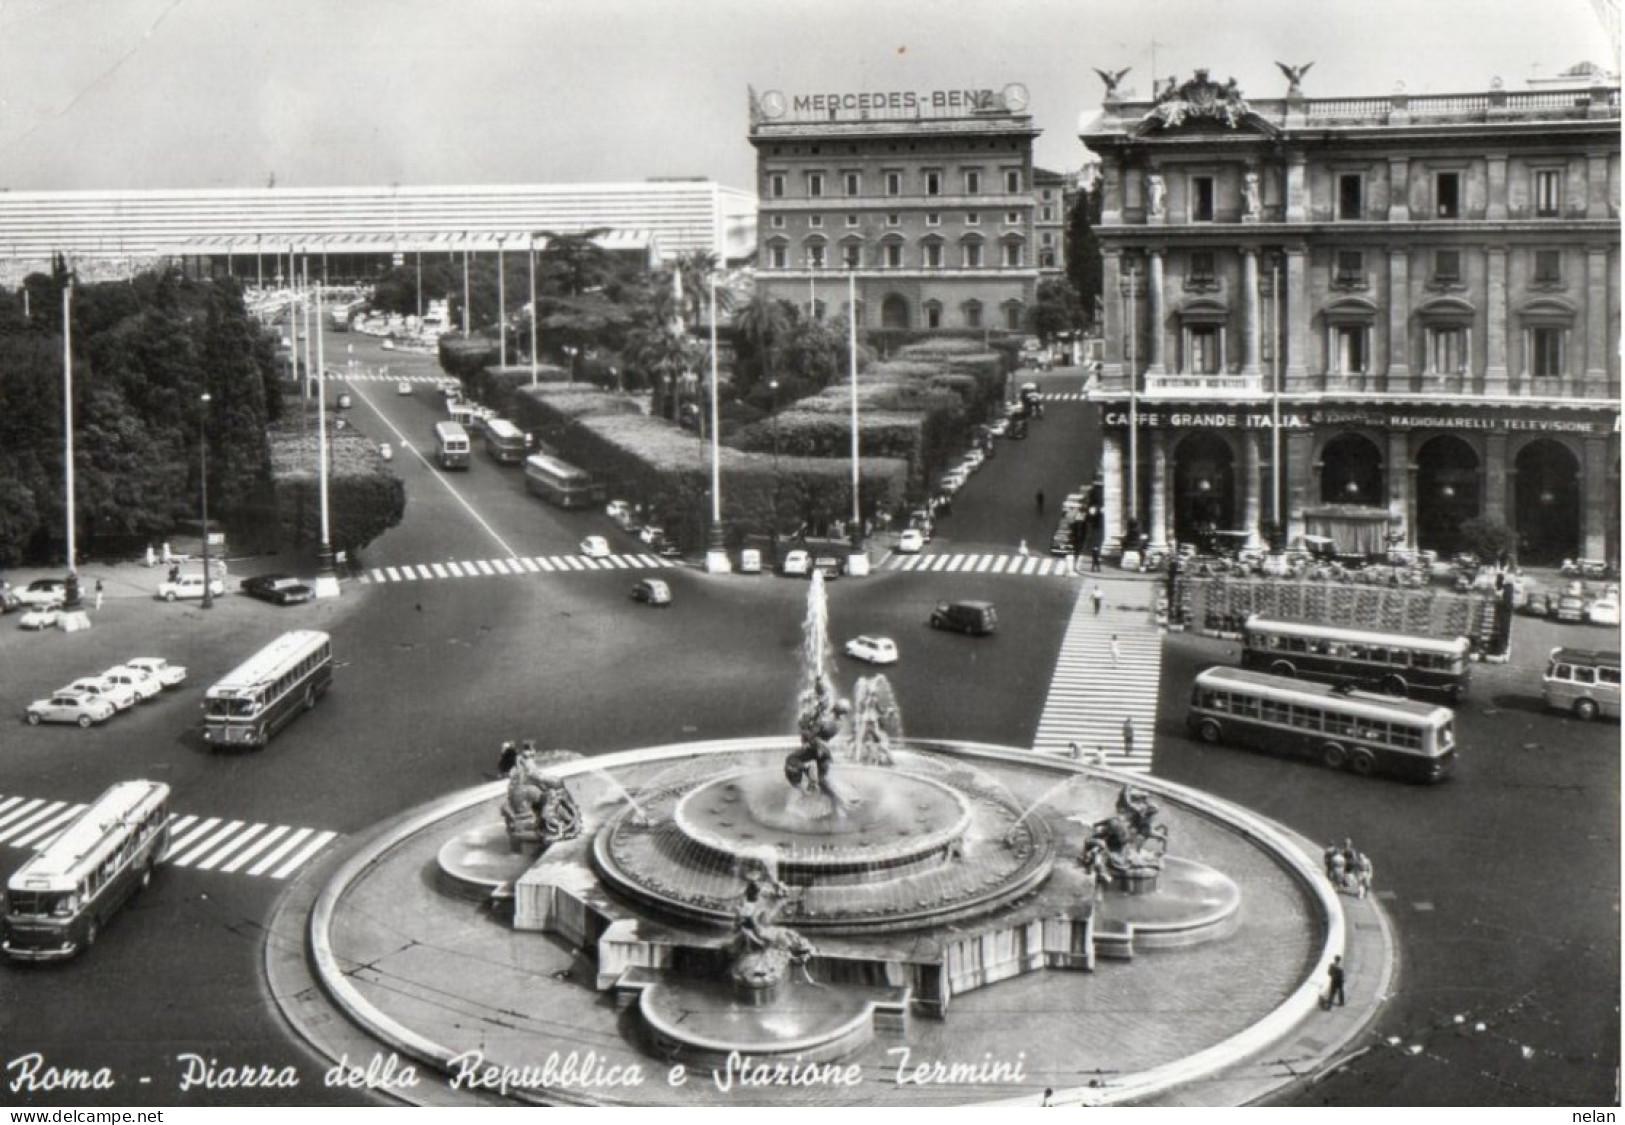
[
  {"xmin": 1110, "ymin": 634, "xmax": 1121, "ymax": 667},
  {"xmin": 94, "ymin": 578, "xmax": 104, "ymax": 611},
  {"xmin": 497, "ymin": 741, "xmax": 519, "ymax": 778},
  {"xmin": 1041, "ymin": 1087, "xmax": 1054, "ymax": 1107},
  {"xmin": 1121, "ymin": 716, "xmax": 1135, "ymax": 758},
  {"xmin": 1018, "ymin": 539, "xmax": 1030, "ymax": 558},
  {"xmin": 1036, "ymin": 490, "xmax": 1046, "ymax": 514},
  {"xmin": 168, "ymin": 563, "xmax": 180, "ymax": 584},
  {"xmin": 1324, "ymin": 955, "xmax": 1347, "ymax": 1008},
  {"xmin": 144, "ymin": 543, "xmax": 156, "ymax": 569},
  {"xmin": 1091, "ymin": 544, "xmax": 1103, "ymax": 573},
  {"xmin": 1068, "ymin": 741, "xmax": 1082, "ymax": 760},
  {"xmin": 1091, "ymin": 583, "xmax": 1105, "ymax": 615},
  {"xmin": 161, "ymin": 540, "xmax": 172, "ymax": 565}
]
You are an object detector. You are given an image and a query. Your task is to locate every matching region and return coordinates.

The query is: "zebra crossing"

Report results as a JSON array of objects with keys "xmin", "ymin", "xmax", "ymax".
[
  {"xmin": 1030, "ymin": 578, "xmax": 1164, "ymax": 774},
  {"xmin": 881, "ymin": 551, "xmax": 1081, "ymax": 577},
  {"xmin": 361, "ymin": 552, "xmax": 677, "ymax": 585},
  {"xmin": 0, "ymin": 794, "xmax": 339, "ymax": 881},
  {"xmin": 321, "ymin": 370, "xmax": 442, "ymax": 384},
  {"xmin": 1036, "ymin": 391, "xmax": 1093, "ymax": 403}
]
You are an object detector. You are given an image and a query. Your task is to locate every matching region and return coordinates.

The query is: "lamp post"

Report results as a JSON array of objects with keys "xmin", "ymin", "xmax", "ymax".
[
  {"xmin": 528, "ymin": 233, "xmax": 539, "ymax": 387},
  {"xmin": 847, "ymin": 271, "xmax": 862, "ymax": 557},
  {"xmin": 199, "ymin": 392, "xmax": 213, "ymax": 609},
  {"xmin": 496, "ymin": 233, "xmax": 508, "ymax": 368},
  {"xmin": 769, "ymin": 378, "xmax": 781, "ymax": 563},
  {"xmin": 703, "ymin": 273, "xmax": 731, "ymax": 573},
  {"xmin": 60, "ymin": 270, "xmax": 84, "ymax": 617},
  {"xmin": 461, "ymin": 233, "xmax": 471, "ymax": 336},
  {"xmin": 313, "ymin": 262, "xmax": 339, "ymax": 598},
  {"xmin": 1124, "ymin": 261, "xmax": 1140, "ymax": 562},
  {"xmin": 1270, "ymin": 254, "xmax": 1283, "ymax": 543}
]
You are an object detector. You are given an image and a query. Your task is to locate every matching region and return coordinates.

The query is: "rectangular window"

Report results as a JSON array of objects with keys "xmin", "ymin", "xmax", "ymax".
[
  {"xmin": 1433, "ymin": 250, "xmax": 1461, "ymax": 283},
  {"xmin": 885, "ymin": 171, "xmax": 902, "ymax": 196},
  {"xmin": 1005, "ymin": 304, "xmax": 1023, "ymax": 331},
  {"xmin": 963, "ymin": 243, "xmax": 983, "ymax": 268},
  {"xmin": 1041, "ymin": 205, "xmax": 1055, "ymax": 221},
  {"xmin": 1534, "ymin": 169, "xmax": 1562, "ymax": 216},
  {"xmin": 925, "ymin": 170, "xmax": 942, "ymax": 196},
  {"xmin": 769, "ymin": 173, "xmax": 786, "ymax": 199},
  {"xmin": 845, "ymin": 214, "xmax": 860, "ymax": 228},
  {"xmin": 1338, "ymin": 174, "xmax": 1363, "ymax": 220},
  {"xmin": 926, "ymin": 304, "xmax": 942, "ymax": 329},
  {"xmin": 1436, "ymin": 172, "xmax": 1460, "ymax": 218},
  {"xmin": 844, "ymin": 171, "xmax": 862, "ymax": 197},
  {"xmin": 769, "ymin": 245, "xmax": 787, "ymax": 269},
  {"xmin": 965, "ymin": 212, "xmax": 980, "ymax": 226},
  {"xmin": 886, "ymin": 213, "xmax": 901, "ymax": 227},
  {"xmin": 1004, "ymin": 210, "xmax": 1020, "ymax": 225},
  {"xmin": 1002, "ymin": 242, "xmax": 1022, "ymax": 267},
  {"xmin": 1189, "ymin": 251, "xmax": 1215, "ymax": 282},
  {"xmin": 1188, "ymin": 326, "xmax": 1220, "ymax": 374},
  {"xmin": 1533, "ymin": 249, "xmax": 1562, "ymax": 284},
  {"xmin": 770, "ymin": 215, "xmax": 786, "ymax": 229},
  {"xmin": 925, "ymin": 212, "xmax": 941, "ymax": 226},
  {"xmin": 1005, "ymin": 168, "xmax": 1022, "ymax": 193},
  {"xmin": 883, "ymin": 243, "xmax": 902, "ymax": 269},
  {"xmin": 1041, "ymin": 232, "xmax": 1054, "ymax": 246},
  {"xmin": 1335, "ymin": 251, "xmax": 1364, "ymax": 284},
  {"xmin": 964, "ymin": 304, "xmax": 983, "ymax": 329},
  {"xmin": 924, "ymin": 242, "xmax": 943, "ymax": 268},
  {"xmin": 807, "ymin": 215, "xmax": 823, "ymax": 228},
  {"xmin": 807, "ymin": 245, "xmax": 826, "ymax": 268},
  {"xmin": 1531, "ymin": 327, "xmax": 1564, "ymax": 377},
  {"xmin": 1332, "ymin": 325, "xmax": 1368, "ymax": 374},
  {"xmin": 1191, "ymin": 176, "xmax": 1215, "ymax": 222},
  {"xmin": 1427, "ymin": 326, "xmax": 1467, "ymax": 374},
  {"xmin": 807, "ymin": 172, "xmax": 824, "ymax": 198},
  {"xmin": 965, "ymin": 170, "xmax": 982, "ymax": 195},
  {"xmin": 842, "ymin": 243, "xmax": 861, "ymax": 269}
]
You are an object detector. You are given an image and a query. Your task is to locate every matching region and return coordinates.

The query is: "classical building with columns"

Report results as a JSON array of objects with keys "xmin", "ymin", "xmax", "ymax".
[{"xmin": 1079, "ymin": 69, "xmax": 1620, "ymax": 564}]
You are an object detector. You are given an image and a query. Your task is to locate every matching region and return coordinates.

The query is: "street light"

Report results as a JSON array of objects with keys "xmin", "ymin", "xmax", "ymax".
[
  {"xmin": 703, "ymin": 272, "xmax": 731, "ymax": 573},
  {"xmin": 769, "ymin": 378, "xmax": 781, "ymax": 562},
  {"xmin": 528, "ymin": 232, "xmax": 539, "ymax": 387},
  {"xmin": 199, "ymin": 392, "xmax": 213, "ymax": 610},
  {"xmin": 496, "ymin": 233, "xmax": 508, "ymax": 368}
]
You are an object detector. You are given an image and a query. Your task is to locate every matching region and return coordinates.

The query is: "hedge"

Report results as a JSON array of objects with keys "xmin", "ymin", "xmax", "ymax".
[{"xmin": 267, "ymin": 413, "xmax": 406, "ymax": 559}]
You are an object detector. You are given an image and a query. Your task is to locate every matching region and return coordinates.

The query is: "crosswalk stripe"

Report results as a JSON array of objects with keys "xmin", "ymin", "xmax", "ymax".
[
  {"xmin": 269, "ymin": 830, "xmax": 338, "ymax": 879},
  {"xmin": 446, "ymin": 561, "xmax": 468, "ymax": 577},
  {"xmin": 532, "ymin": 556, "xmax": 556, "ymax": 572},
  {"xmin": 217, "ymin": 824, "xmax": 290, "ymax": 874},
  {"xmin": 384, "ymin": 567, "xmax": 401, "ymax": 582},
  {"xmin": 0, "ymin": 803, "xmax": 67, "ymax": 845},
  {"xmin": 0, "ymin": 799, "xmax": 47, "ymax": 833},
  {"xmin": 167, "ymin": 814, "xmax": 198, "ymax": 836},
  {"xmin": 170, "ymin": 820, "xmax": 246, "ymax": 867},
  {"xmin": 430, "ymin": 563, "xmax": 449, "ymax": 579},
  {"xmin": 11, "ymin": 807, "xmax": 83, "ymax": 848},
  {"xmin": 246, "ymin": 827, "xmax": 314, "ymax": 876},
  {"xmin": 474, "ymin": 560, "xmax": 496, "ymax": 576},
  {"xmin": 0, "ymin": 797, "xmax": 24, "ymax": 818},
  {"xmin": 193, "ymin": 823, "xmax": 269, "ymax": 871},
  {"xmin": 167, "ymin": 816, "xmax": 222, "ymax": 853},
  {"xmin": 517, "ymin": 557, "xmax": 539, "ymax": 573}
]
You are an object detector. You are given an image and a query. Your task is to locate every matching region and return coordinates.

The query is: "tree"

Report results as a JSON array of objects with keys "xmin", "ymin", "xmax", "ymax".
[
  {"xmin": 729, "ymin": 290, "xmax": 793, "ymax": 394},
  {"xmin": 1031, "ymin": 277, "xmax": 1084, "ymax": 345},
  {"xmin": 1065, "ymin": 184, "xmax": 1104, "ymax": 332}
]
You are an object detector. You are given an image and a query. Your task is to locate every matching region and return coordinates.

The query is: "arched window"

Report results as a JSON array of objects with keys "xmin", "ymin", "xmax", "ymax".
[
  {"xmin": 1002, "ymin": 301, "xmax": 1025, "ymax": 331},
  {"xmin": 923, "ymin": 300, "xmax": 944, "ymax": 329},
  {"xmin": 1417, "ymin": 296, "xmax": 1475, "ymax": 376},
  {"xmin": 962, "ymin": 300, "xmax": 984, "ymax": 329},
  {"xmin": 1323, "ymin": 297, "xmax": 1378, "ymax": 376},
  {"xmin": 1518, "ymin": 297, "xmax": 1577, "ymax": 382}
]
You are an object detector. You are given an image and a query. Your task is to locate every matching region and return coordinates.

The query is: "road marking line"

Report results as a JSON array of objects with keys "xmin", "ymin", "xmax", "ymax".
[
  {"xmin": 517, "ymin": 557, "xmax": 539, "ymax": 572},
  {"xmin": 11, "ymin": 807, "xmax": 83, "ymax": 848},
  {"xmin": 384, "ymin": 567, "xmax": 401, "ymax": 582},
  {"xmin": 218, "ymin": 825, "xmax": 290, "ymax": 873},
  {"xmin": 194, "ymin": 823, "xmax": 270, "ymax": 871},
  {"xmin": 474, "ymin": 560, "xmax": 496, "ymax": 575},
  {"xmin": 170, "ymin": 820, "xmax": 246, "ymax": 867},
  {"xmin": 0, "ymin": 799, "xmax": 46, "ymax": 832},
  {"xmin": 532, "ymin": 557, "xmax": 556, "ymax": 572},
  {"xmin": 166, "ymin": 816, "xmax": 222, "ymax": 853},
  {"xmin": 269, "ymin": 830, "xmax": 338, "ymax": 879},
  {"xmin": 446, "ymin": 561, "xmax": 468, "ymax": 577},
  {"xmin": 246, "ymin": 826, "xmax": 314, "ymax": 876},
  {"xmin": 430, "ymin": 563, "xmax": 449, "ymax": 578},
  {"xmin": 0, "ymin": 803, "xmax": 67, "ymax": 844}
]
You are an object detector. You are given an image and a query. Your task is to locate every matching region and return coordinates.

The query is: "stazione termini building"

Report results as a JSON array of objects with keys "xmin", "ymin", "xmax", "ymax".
[{"xmin": 1080, "ymin": 69, "xmax": 1620, "ymax": 564}]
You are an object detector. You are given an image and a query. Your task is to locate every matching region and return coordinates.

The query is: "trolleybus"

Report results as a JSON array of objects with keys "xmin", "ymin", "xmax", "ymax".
[
  {"xmin": 523, "ymin": 452, "xmax": 601, "ymax": 509},
  {"xmin": 1187, "ymin": 666, "xmax": 1457, "ymax": 782},
  {"xmin": 1240, "ymin": 616, "xmax": 1472, "ymax": 704},
  {"xmin": 1543, "ymin": 647, "xmax": 1621, "ymax": 721},
  {"xmin": 433, "ymin": 421, "xmax": 471, "ymax": 470},
  {"xmin": 202, "ymin": 630, "xmax": 333, "ymax": 749},
  {"xmin": 3, "ymin": 781, "xmax": 171, "ymax": 961},
  {"xmin": 483, "ymin": 418, "xmax": 530, "ymax": 464}
]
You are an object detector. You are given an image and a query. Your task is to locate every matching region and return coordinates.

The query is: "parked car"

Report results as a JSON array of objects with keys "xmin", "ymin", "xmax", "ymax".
[
  {"xmin": 738, "ymin": 549, "xmax": 763, "ymax": 574},
  {"xmin": 124, "ymin": 656, "xmax": 186, "ymax": 688},
  {"xmin": 630, "ymin": 578, "xmax": 673, "ymax": 606},
  {"xmin": 844, "ymin": 635, "xmax": 899, "ymax": 665},
  {"xmin": 648, "ymin": 534, "xmax": 683, "ymax": 560},
  {"xmin": 1523, "ymin": 590, "xmax": 1553, "ymax": 617},
  {"xmin": 896, "ymin": 529, "xmax": 926, "ymax": 555},
  {"xmin": 101, "ymin": 665, "xmax": 163, "ymax": 702},
  {"xmin": 62, "ymin": 676, "xmax": 139, "ymax": 713},
  {"xmin": 1050, "ymin": 524, "xmax": 1076, "ymax": 556},
  {"xmin": 25, "ymin": 691, "xmax": 116, "ymax": 728},
  {"xmin": 810, "ymin": 555, "xmax": 843, "ymax": 580},
  {"xmin": 18, "ymin": 601, "xmax": 62, "ymax": 630},
  {"xmin": 1556, "ymin": 594, "xmax": 1588, "ymax": 623},
  {"xmin": 155, "ymin": 574, "xmax": 225, "ymax": 602},
  {"xmin": 929, "ymin": 600, "xmax": 999, "ymax": 636},
  {"xmin": 336, "ymin": 392, "xmax": 354, "ymax": 410},
  {"xmin": 782, "ymin": 549, "xmax": 812, "ymax": 577},
  {"xmin": 15, "ymin": 578, "xmax": 67, "ymax": 607},
  {"xmin": 606, "ymin": 500, "xmax": 635, "ymax": 528},
  {"xmin": 0, "ymin": 586, "xmax": 20, "ymax": 614},
  {"xmin": 1588, "ymin": 596, "xmax": 1621, "ymax": 626},
  {"xmin": 1007, "ymin": 419, "xmax": 1029, "ymax": 440},
  {"xmin": 396, "ymin": 380, "xmax": 413, "ymax": 396},
  {"xmin": 579, "ymin": 536, "xmax": 612, "ymax": 559},
  {"xmin": 638, "ymin": 525, "xmax": 667, "ymax": 546},
  {"xmin": 240, "ymin": 574, "xmax": 316, "ymax": 606},
  {"xmin": 987, "ymin": 418, "xmax": 1010, "ymax": 438}
]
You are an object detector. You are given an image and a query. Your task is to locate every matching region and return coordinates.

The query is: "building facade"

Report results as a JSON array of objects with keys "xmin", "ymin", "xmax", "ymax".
[
  {"xmin": 1033, "ymin": 166, "xmax": 1070, "ymax": 275},
  {"xmin": 747, "ymin": 84, "xmax": 1042, "ymax": 333},
  {"xmin": 1080, "ymin": 70, "xmax": 1620, "ymax": 563}
]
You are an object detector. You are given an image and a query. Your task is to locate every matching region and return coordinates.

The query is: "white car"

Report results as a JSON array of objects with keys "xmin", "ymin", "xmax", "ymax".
[
  {"xmin": 102, "ymin": 665, "xmax": 163, "ymax": 702},
  {"xmin": 62, "ymin": 676, "xmax": 139, "ymax": 713},
  {"xmin": 579, "ymin": 536, "xmax": 612, "ymax": 559},
  {"xmin": 844, "ymin": 635, "xmax": 899, "ymax": 665},
  {"xmin": 962, "ymin": 449, "xmax": 985, "ymax": 470},
  {"xmin": 781, "ymin": 549, "xmax": 811, "ymax": 577},
  {"xmin": 987, "ymin": 418, "xmax": 1010, "ymax": 437},
  {"xmin": 397, "ymin": 380, "xmax": 413, "ymax": 395},
  {"xmin": 125, "ymin": 657, "xmax": 187, "ymax": 688},
  {"xmin": 896, "ymin": 529, "xmax": 926, "ymax": 555},
  {"xmin": 26, "ymin": 691, "xmax": 116, "ymax": 728},
  {"xmin": 18, "ymin": 601, "xmax": 62, "ymax": 630},
  {"xmin": 155, "ymin": 574, "xmax": 225, "ymax": 602},
  {"xmin": 1588, "ymin": 596, "xmax": 1621, "ymax": 626}
]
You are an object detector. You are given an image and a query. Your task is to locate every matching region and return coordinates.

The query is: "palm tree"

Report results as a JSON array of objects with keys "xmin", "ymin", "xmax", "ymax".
[
  {"xmin": 730, "ymin": 290, "xmax": 793, "ymax": 395},
  {"xmin": 669, "ymin": 250, "xmax": 735, "ymax": 328}
]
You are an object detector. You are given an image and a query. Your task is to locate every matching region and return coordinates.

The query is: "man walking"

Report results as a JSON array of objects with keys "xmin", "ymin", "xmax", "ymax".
[
  {"xmin": 1091, "ymin": 584, "xmax": 1105, "ymax": 615},
  {"xmin": 1325, "ymin": 955, "xmax": 1347, "ymax": 1008},
  {"xmin": 1035, "ymin": 490, "xmax": 1045, "ymax": 514},
  {"xmin": 1121, "ymin": 716, "xmax": 1135, "ymax": 758},
  {"xmin": 94, "ymin": 578, "xmax": 104, "ymax": 611},
  {"xmin": 1110, "ymin": 634, "xmax": 1121, "ymax": 668},
  {"xmin": 1090, "ymin": 543, "xmax": 1103, "ymax": 573}
]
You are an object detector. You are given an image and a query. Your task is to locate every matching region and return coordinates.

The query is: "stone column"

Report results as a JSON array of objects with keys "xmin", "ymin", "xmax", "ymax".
[
  {"xmin": 1286, "ymin": 154, "xmax": 1308, "ymax": 222},
  {"xmin": 1146, "ymin": 249, "xmax": 1167, "ymax": 375},
  {"xmin": 1582, "ymin": 436, "xmax": 1610, "ymax": 559},
  {"xmin": 1483, "ymin": 433, "xmax": 1509, "ymax": 528},
  {"xmin": 1102, "ymin": 248, "xmax": 1124, "ymax": 380},
  {"xmin": 1388, "ymin": 431, "xmax": 1412, "ymax": 546},
  {"xmin": 1102, "ymin": 430, "xmax": 1125, "ymax": 548},
  {"xmin": 1100, "ymin": 158, "xmax": 1123, "ymax": 225},
  {"xmin": 1486, "ymin": 155, "xmax": 1507, "ymax": 221},
  {"xmin": 1242, "ymin": 431, "xmax": 1263, "ymax": 546},
  {"xmin": 1484, "ymin": 245, "xmax": 1509, "ymax": 396},
  {"xmin": 1149, "ymin": 429, "xmax": 1169, "ymax": 550},
  {"xmin": 1385, "ymin": 246, "xmax": 1411, "ymax": 389},
  {"xmin": 1285, "ymin": 245, "xmax": 1308, "ymax": 384},
  {"xmin": 1386, "ymin": 157, "xmax": 1410, "ymax": 221},
  {"xmin": 1286, "ymin": 430, "xmax": 1316, "ymax": 544},
  {"xmin": 1586, "ymin": 153, "xmax": 1610, "ymax": 220},
  {"xmin": 1586, "ymin": 247, "xmax": 1610, "ymax": 396},
  {"xmin": 1241, "ymin": 247, "xmax": 1261, "ymax": 375}
]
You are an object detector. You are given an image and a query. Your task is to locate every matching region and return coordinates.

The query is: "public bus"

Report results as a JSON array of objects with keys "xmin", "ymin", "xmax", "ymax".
[
  {"xmin": 523, "ymin": 453, "xmax": 601, "ymax": 509},
  {"xmin": 1240, "ymin": 616, "xmax": 1472, "ymax": 704},
  {"xmin": 1543, "ymin": 647, "xmax": 1621, "ymax": 721},
  {"xmin": 3, "ymin": 781, "xmax": 171, "ymax": 961},
  {"xmin": 483, "ymin": 418, "xmax": 530, "ymax": 464},
  {"xmin": 433, "ymin": 421, "xmax": 471, "ymax": 470},
  {"xmin": 1187, "ymin": 666, "xmax": 1457, "ymax": 783},
  {"xmin": 202, "ymin": 630, "xmax": 333, "ymax": 750}
]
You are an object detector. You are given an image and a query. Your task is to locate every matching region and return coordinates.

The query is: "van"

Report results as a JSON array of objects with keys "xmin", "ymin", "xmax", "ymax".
[
  {"xmin": 929, "ymin": 600, "xmax": 998, "ymax": 636},
  {"xmin": 433, "ymin": 421, "xmax": 471, "ymax": 470},
  {"xmin": 739, "ymin": 548, "xmax": 763, "ymax": 574},
  {"xmin": 1543, "ymin": 647, "xmax": 1621, "ymax": 721}
]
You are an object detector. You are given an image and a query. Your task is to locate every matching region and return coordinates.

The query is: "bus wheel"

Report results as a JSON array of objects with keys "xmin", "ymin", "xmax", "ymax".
[
  {"xmin": 304, "ymin": 687, "xmax": 317, "ymax": 711},
  {"xmin": 1350, "ymin": 750, "xmax": 1376, "ymax": 777},
  {"xmin": 1197, "ymin": 718, "xmax": 1223, "ymax": 744},
  {"xmin": 1448, "ymin": 683, "xmax": 1468, "ymax": 704},
  {"xmin": 85, "ymin": 919, "xmax": 98, "ymax": 947},
  {"xmin": 1271, "ymin": 661, "xmax": 1295, "ymax": 677},
  {"xmin": 1321, "ymin": 743, "xmax": 1347, "ymax": 770},
  {"xmin": 1575, "ymin": 698, "xmax": 1600, "ymax": 721},
  {"xmin": 1381, "ymin": 674, "xmax": 1407, "ymax": 697}
]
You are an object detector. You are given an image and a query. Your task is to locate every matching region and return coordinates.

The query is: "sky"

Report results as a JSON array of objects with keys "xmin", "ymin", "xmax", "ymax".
[{"xmin": 0, "ymin": 0, "xmax": 1613, "ymax": 193}]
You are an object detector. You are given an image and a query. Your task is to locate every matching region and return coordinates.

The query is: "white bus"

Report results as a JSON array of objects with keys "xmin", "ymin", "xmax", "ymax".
[
  {"xmin": 3, "ymin": 781, "xmax": 171, "ymax": 961},
  {"xmin": 1187, "ymin": 666, "xmax": 1457, "ymax": 783},
  {"xmin": 433, "ymin": 421, "xmax": 471, "ymax": 470},
  {"xmin": 1241, "ymin": 616, "xmax": 1472, "ymax": 704},
  {"xmin": 1543, "ymin": 647, "xmax": 1621, "ymax": 721},
  {"xmin": 524, "ymin": 452, "xmax": 600, "ymax": 509},
  {"xmin": 203, "ymin": 630, "xmax": 333, "ymax": 750},
  {"xmin": 483, "ymin": 418, "xmax": 530, "ymax": 464}
]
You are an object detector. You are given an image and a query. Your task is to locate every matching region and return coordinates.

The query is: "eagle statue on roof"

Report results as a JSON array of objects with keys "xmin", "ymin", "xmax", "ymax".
[
  {"xmin": 1276, "ymin": 61, "xmax": 1314, "ymax": 95},
  {"xmin": 1093, "ymin": 67, "xmax": 1131, "ymax": 98}
]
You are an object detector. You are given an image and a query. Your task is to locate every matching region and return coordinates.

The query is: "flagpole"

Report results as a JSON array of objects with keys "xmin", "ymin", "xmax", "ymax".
[
  {"xmin": 849, "ymin": 271, "xmax": 861, "ymax": 550},
  {"xmin": 704, "ymin": 272, "xmax": 731, "ymax": 573}
]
